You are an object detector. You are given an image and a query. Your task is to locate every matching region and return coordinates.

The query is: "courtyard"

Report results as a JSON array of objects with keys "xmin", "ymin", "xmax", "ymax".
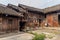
[{"xmin": 0, "ymin": 27, "xmax": 60, "ymax": 40}]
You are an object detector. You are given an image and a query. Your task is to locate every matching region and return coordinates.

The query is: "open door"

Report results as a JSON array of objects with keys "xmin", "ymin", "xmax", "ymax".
[
  {"xmin": 58, "ymin": 15, "xmax": 60, "ymax": 25},
  {"xmin": 19, "ymin": 21, "xmax": 26, "ymax": 31},
  {"xmin": 39, "ymin": 19, "xmax": 42, "ymax": 27}
]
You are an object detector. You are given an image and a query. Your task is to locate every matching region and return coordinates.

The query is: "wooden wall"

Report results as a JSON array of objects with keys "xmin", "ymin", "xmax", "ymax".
[
  {"xmin": 0, "ymin": 16, "xmax": 20, "ymax": 32},
  {"xmin": 26, "ymin": 12, "xmax": 44, "ymax": 28}
]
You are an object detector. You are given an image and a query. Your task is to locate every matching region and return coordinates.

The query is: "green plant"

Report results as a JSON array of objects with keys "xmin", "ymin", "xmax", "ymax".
[{"xmin": 32, "ymin": 33, "xmax": 46, "ymax": 40}]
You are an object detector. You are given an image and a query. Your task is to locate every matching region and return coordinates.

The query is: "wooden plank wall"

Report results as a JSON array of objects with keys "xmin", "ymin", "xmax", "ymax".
[{"xmin": 1, "ymin": 17, "xmax": 19, "ymax": 32}]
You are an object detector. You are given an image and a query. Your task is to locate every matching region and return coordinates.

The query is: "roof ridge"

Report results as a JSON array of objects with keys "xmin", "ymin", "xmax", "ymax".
[{"xmin": 0, "ymin": 3, "xmax": 6, "ymax": 7}]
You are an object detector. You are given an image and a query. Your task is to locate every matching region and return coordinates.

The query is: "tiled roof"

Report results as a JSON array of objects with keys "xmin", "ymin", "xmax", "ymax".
[{"xmin": 0, "ymin": 4, "xmax": 23, "ymax": 17}]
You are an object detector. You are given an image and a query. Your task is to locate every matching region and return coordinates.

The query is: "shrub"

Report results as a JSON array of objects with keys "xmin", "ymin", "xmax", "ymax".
[{"xmin": 32, "ymin": 33, "xmax": 46, "ymax": 40}]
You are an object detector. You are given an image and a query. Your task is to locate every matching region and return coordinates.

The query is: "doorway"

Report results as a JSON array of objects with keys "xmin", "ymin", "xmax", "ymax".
[
  {"xmin": 58, "ymin": 15, "xmax": 60, "ymax": 25},
  {"xmin": 39, "ymin": 19, "xmax": 42, "ymax": 27},
  {"xmin": 8, "ymin": 19, "xmax": 13, "ymax": 32},
  {"xmin": 19, "ymin": 21, "xmax": 26, "ymax": 31}
]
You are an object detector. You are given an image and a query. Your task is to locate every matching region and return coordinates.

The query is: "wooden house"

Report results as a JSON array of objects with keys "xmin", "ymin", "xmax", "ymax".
[
  {"xmin": 0, "ymin": 4, "xmax": 23, "ymax": 33},
  {"xmin": 7, "ymin": 4, "xmax": 28, "ymax": 31},
  {"xmin": 0, "ymin": 3, "xmax": 60, "ymax": 33},
  {"xmin": 18, "ymin": 4, "xmax": 45, "ymax": 29},
  {"xmin": 7, "ymin": 4, "xmax": 45, "ymax": 30},
  {"xmin": 43, "ymin": 4, "xmax": 60, "ymax": 27},
  {"xmin": 7, "ymin": 4, "xmax": 60, "ymax": 28}
]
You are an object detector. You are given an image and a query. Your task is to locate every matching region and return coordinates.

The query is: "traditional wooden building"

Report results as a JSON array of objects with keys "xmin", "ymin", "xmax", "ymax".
[
  {"xmin": 7, "ymin": 4, "xmax": 45, "ymax": 30},
  {"xmin": 0, "ymin": 3, "xmax": 60, "ymax": 33},
  {"xmin": 7, "ymin": 4, "xmax": 28, "ymax": 31},
  {"xmin": 0, "ymin": 4, "xmax": 23, "ymax": 33},
  {"xmin": 43, "ymin": 4, "xmax": 60, "ymax": 27},
  {"xmin": 7, "ymin": 4, "xmax": 60, "ymax": 28},
  {"xmin": 18, "ymin": 4, "xmax": 45, "ymax": 29}
]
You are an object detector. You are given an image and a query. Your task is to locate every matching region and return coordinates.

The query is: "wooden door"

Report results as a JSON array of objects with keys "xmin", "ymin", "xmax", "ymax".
[{"xmin": 8, "ymin": 19, "xmax": 13, "ymax": 32}]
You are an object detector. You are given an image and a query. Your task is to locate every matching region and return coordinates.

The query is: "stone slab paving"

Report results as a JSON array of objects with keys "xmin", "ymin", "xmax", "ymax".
[
  {"xmin": 55, "ymin": 34, "xmax": 60, "ymax": 40},
  {"xmin": 0, "ymin": 29, "xmax": 60, "ymax": 40},
  {"xmin": 0, "ymin": 33, "xmax": 34, "ymax": 40},
  {"xmin": 0, "ymin": 32, "xmax": 59, "ymax": 40},
  {"xmin": 0, "ymin": 32, "xmax": 25, "ymax": 38}
]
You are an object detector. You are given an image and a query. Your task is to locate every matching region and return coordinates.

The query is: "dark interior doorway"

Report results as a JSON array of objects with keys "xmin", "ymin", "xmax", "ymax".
[
  {"xmin": 19, "ymin": 21, "xmax": 26, "ymax": 31},
  {"xmin": 58, "ymin": 15, "xmax": 60, "ymax": 25},
  {"xmin": 39, "ymin": 19, "xmax": 42, "ymax": 27}
]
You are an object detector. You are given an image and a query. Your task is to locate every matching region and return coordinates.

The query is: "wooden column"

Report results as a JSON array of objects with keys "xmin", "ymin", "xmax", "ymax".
[{"xmin": 0, "ymin": 17, "xmax": 3, "ymax": 32}]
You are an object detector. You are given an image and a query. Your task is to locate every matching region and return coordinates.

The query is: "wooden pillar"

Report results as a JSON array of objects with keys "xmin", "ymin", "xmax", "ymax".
[{"xmin": 0, "ymin": 17, "xmax": 3, "ymax": 32}]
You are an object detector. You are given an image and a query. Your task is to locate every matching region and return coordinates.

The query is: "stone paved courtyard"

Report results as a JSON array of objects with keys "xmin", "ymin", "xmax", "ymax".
[
  {"xmin": 0, "ymin": 33, "xmax": 33, "ymax": 40},
  {"xmin": 0, "ymin": 27, "xmax": 60, "ymax": 40}
]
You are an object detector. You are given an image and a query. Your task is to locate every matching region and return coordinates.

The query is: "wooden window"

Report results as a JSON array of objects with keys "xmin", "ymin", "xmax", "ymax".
[{"xmin": 8, "ymin": 19, "xmax": 12, "ymax": 24}]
